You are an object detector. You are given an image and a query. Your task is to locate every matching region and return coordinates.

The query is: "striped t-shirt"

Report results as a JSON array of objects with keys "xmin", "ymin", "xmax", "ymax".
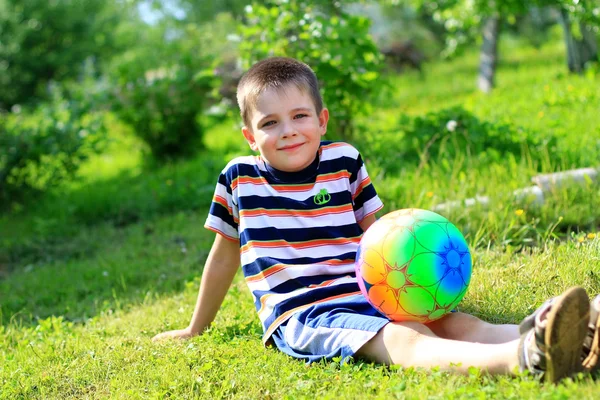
[{"xmin": 204, "ymin": 141, "xmax": 384, "ymax": 342}]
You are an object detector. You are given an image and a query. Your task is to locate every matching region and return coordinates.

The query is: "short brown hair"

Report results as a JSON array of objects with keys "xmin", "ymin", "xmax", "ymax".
[{"xmin": 236, "ymin": 57, "xmax": 323, "ymax": 128}]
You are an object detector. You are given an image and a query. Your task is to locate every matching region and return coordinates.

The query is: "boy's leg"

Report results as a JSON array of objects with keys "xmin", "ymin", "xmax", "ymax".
[
  {"xmin": 426, "ymin": 312, "xmax": 519, "ymax": 344},
  {"xmin": 356, "ymin": 286, "xmax": 590, "ymax": 381},
  {"xmin": 355, "ymin": 321, "xmax": 520, "ymax": 375}
]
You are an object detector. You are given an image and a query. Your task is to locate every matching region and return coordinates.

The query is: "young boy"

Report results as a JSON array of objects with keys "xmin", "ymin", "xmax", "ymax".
[{"xmin": 153, "ymin": 57, "xmax": 600, "ymax": 382}]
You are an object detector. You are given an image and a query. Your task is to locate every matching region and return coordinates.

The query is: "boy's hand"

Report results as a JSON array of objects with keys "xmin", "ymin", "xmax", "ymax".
[{"xmin": 152, "ymin": 326, "xmax": 196, "ymax": 342}]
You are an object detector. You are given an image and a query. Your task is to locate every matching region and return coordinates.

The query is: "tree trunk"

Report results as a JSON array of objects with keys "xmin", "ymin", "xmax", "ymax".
[
  {"xmin": 478, "ymin": 16, "xmax": 500, "ymax": 93},
  {"xmin": 558, "ymin": 8, "xmax": 598, "ymax": 73}
]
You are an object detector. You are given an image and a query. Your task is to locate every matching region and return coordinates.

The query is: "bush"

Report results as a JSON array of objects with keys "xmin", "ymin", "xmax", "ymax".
[
  {"xmin": 109, "ymin": 23, "xmax": 218, "ymax": 161},
  {"xmin": 237, "ymin": 0, "xmax": 385, "ymax": 139},
  {"xmin": 0, "ymin": 86, "xmax": 107, "ymax": 204},
  {"xmin": 358, "ymin": 106, "xmax": 551, "ymax": 174}
]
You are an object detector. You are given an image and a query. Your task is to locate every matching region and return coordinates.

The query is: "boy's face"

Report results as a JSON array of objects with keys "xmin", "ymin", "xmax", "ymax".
[{"xmin": 242, "ymin": 85, "xmax": 329, "ymax": 172}]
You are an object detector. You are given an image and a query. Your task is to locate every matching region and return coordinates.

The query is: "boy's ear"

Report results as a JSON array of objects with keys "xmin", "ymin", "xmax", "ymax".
[
  {"xmin": 318, "ymin": 108, "xmax": 329, "ymax": 136},
  {"xmin": 242, "ymin": 126, "xmax": 259, "ymax": 151}
]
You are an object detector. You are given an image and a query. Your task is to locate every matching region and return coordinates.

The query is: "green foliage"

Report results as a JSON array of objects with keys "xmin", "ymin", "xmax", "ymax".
[
  {"xmin": 109, "ymin": 21, "xmax": 219, "ymax": 161},
  {"xmin": 359, "ymin": 106, "xmax": 547, "ymax": 175},
  {"xmin": 0, "ymin": 85, "xmax": 107, "ymax": 204},
  {"xmin": 238, "ymin": 0, "xmax": 386, "ymax": 139},
  {"xmin": 0, "ymin": 0, "xmax": 135, "ymax": 109}
]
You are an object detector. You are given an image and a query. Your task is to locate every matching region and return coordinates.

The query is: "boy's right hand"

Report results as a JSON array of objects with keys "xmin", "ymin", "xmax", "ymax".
[{"xmin": 152, "ymin": 326, "xmax": 196, "ymax": 342}]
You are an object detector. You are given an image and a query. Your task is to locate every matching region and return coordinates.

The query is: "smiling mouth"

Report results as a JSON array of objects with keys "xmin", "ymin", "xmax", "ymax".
[{"xmin": 279, "ymin": 143, "xmax": 304, "ymax": 150}]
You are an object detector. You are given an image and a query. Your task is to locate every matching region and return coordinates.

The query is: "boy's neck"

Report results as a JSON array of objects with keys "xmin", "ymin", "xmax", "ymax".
[{"xmin": 263, "ymin": 149, "xmax": 321, "ymax": 184}]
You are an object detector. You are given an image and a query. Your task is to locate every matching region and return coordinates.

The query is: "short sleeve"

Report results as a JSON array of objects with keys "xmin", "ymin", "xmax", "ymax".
[
  {"xmin": 348, "ymin": 151, "xmax": 384, "ymax": 223},
  {"xmin": 204, "ymin": 167, "xmax": 240, "ymax": 242}
]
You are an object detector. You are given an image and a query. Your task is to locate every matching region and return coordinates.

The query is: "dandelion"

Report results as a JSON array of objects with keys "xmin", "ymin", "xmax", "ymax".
[
  {"xmin": 515, "ymin": 209, "xmax": 524, "ymax": 216},
  {"xmin": 567, "ymin": 85, "xmax": 574, "ymax": 92},
  {"xmin": 587, "ymin": 233, "xmax": 596, "ymax": 239},
  {"xmin": 446, "ymin": 120, "xmax": 457, "ymax": 132},
  {"xmin": 426, "ymin": 191, "xmax": 434, "ymax": 198},
  {"xmin": 538, "ymin": 111, "xmax": 544, "ymax": 118},
  {"xmin": 578, "ymin": 237, "xmax": 585, "ymax": 243}
]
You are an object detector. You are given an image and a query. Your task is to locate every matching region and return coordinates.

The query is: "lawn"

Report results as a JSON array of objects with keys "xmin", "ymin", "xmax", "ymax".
[{"xmin": 1, "ymin": 32, "xmax": 600, "ymax": 399}]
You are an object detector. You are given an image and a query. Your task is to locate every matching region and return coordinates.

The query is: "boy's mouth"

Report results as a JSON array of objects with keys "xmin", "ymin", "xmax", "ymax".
[{"xmin": 278, "ymin": 143, "xmax": 304, "ymax": 151}]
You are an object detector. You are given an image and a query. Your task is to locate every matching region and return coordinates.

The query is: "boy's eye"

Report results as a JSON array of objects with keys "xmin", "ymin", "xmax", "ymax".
[
  {"xmin": 261, "ymin": 120, "xmax": 276, "ymax": 128},
  {"xmin": 294, "ymin": 113, "xmax": 308, "ymax": 119}
]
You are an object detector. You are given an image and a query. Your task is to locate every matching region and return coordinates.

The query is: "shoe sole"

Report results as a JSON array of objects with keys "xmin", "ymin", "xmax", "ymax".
[
  {"xmin": 544, "ymin": 286, "xmax": 590, "ymax": 383},
  {"xmin": 582, "ymin": 296, "xmax": 600, "ymax": 372}
]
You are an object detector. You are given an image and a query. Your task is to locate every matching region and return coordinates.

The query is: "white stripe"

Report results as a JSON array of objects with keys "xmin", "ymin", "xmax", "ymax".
[
  {"xmin": 246, "ymin": 262, "xmax": 356, "ymax": 292},
  {"xmin": 320, "ymin": 143, "xmax": 358, "ymax": 161},
  {"xmin": 239, "ymin": 210, "xmax": 357, "ymax": 230},
  {"xmin": 205, "ymin": 215, "xmax": 239, "ymax": 239},
  {"xmin": 241, "ymin": 242, "xmax": 359, "ymax": 266},
  {"xmin": 235, "ymin": 178, "xmax": 349, "ymax": 201},
  {"xmin": 350, "ymin": 165, "xmax": 369, "ymax": 195},
  {"xmin": 354, "ymin": 197, "xmax": 383, "ymax": 222}
]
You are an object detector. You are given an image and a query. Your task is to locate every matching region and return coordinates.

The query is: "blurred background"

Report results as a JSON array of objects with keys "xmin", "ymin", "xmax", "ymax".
[{"xmin": 1, "ymin": 0, "xmax": 599, "ymax": 324}]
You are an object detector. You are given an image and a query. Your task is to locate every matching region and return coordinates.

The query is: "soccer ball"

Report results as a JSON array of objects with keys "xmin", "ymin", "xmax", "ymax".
[{"xmin": 355, "ymin": 208, "xmax": 472, "ymax": 323}]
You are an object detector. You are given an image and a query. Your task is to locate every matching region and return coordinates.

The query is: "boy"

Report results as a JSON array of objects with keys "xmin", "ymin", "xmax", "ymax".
[{"xmin": 153, "ymin": 57, "xmax": 600, "ymax": 382}]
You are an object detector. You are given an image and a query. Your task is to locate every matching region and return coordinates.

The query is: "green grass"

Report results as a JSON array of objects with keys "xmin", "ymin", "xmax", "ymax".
[{"xmin": 2, "ymin": 32, "xmax": 600, "ymax": 398}]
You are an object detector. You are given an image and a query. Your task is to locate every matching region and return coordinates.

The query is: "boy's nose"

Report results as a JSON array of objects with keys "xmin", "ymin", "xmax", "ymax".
[{"xmin": 280, "ymin": 122, "xmax": 298, "ymax": 138}]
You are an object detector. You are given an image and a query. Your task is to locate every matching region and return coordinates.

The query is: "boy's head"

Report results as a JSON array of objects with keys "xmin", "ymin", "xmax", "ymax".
[
  {"xmin": 236, "ymin": 57, "xmax": 323, "ymax": 128},
  {"xmin": 237, "ymin": 57, "xmax": 329, "ymax": 173}
]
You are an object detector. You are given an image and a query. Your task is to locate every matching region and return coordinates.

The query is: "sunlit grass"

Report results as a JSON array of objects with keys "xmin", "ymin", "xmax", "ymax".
[{"xmin": 2, "ymin": 32, "xmax": 600, "ymax": 398}]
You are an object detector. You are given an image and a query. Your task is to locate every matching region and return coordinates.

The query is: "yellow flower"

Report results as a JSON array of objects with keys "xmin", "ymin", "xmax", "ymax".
[
  {"xmin": 544, "ymin": 84, "xmax": 550, "ymax": 91},
  {"xmin": 567, "ymin": 85, "xmax": 574, "ymax": 92},
  {"xmin": 587, "ymin": 233, "xmax": 596, "ymax": 239},
  {"xmin": 515, "ymin": 209, "xmax": 524, "ymax": 216},
  {"xmin": 538, "ymin": 111, "xmax": 544, "ymax": 118},
  {"xmin": 578, "ymin": 237, "xmax": 585, "ymax": 243},
  {"xmin": 426, "ymin": 191, "xmax": 434, "ymax": 198}
]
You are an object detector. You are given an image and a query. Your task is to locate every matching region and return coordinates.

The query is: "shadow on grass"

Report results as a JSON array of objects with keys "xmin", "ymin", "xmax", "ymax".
[
  {"xmin": 0, "ymin": 152, "xmax": 225, "ymax": 276},
  {"xmin": 0, "ymin": 209, "xmax": 215, "ymax": 328}
]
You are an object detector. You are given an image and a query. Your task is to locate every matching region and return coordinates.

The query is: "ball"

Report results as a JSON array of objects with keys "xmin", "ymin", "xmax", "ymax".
[{"xmin": 355, "ymin": 208, "xmax": 472, "ymax": 323}]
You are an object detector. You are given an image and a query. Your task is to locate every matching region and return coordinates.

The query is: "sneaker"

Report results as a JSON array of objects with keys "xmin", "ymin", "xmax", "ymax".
[
  {"xmin": 518, "ymin": 286, "xmax": 590, "ymax": 382},
  {"xmin": 582, "ymin": 294, "xmax": 600, "ymax": 373}
]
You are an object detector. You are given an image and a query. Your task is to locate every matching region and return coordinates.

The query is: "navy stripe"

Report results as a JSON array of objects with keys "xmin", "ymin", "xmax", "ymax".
[
  {"xmin": 239, "ymin": 224, "xmax": 362, "ymax": 248},
  {"xmin": 353, "ymin": 183, "xmax": 378, "ymax": 212},
  {"xmin": 228, "ymin": 157, "xmax": 358, "ymax": 182},
  {"xmin": 208, "ymin": 202, "xmax": 237, "ymax": 229},
  {"xmin": 238, "ymin": 190, "xmax": 352, "ymax": 212},
  {"xmin": 261, "ymin": 282, "xmax": 362, "ymax": 329},
  {"xmin": 349, "ymin": 154, "xmax": 364, "ymax": 185},
  {"xmin": 241, "ymin": 252, "xmax": 358, "ymax": 276}
]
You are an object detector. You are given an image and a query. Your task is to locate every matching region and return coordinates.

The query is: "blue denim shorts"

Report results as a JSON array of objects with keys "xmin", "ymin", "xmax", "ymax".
[{"xmin": 270, "ymin": 294, "xmax": 390, "ymax": 363}]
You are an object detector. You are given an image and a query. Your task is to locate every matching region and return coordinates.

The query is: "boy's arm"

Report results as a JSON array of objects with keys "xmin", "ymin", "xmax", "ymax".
[
  {"xmin": 358, "ymin": 213, "xmax": 378, "ymax": 233},
  {"xmin": 152, "ymin": 233, "xmax": 240, "ymax": 341}
]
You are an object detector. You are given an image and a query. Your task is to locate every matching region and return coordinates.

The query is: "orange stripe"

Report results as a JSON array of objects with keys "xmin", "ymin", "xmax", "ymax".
[
  {"xmin": 317, "ymin": 170, "xmax": 351, "ymax": 182},
  {"xmin": 240, "ymin": 204, "xmax": 352, "ymax": 218},
  {"xmin": 257, "ymin": 278, "xmax": 351, "ymax": 316},
  {"xmin": 352, "ymin": 176, "xmax": 371, "ymax": 200},
  {"xmin": 246, "ymin": 258, "xmax": 355, "ymax": 283},
  {"xmin": 321, "ymin": 142, "xmax": 348, "ymax": 151},
  {"xmin": 261, "ymin": 291, "xmax": 362, "ymax": 343},
  {"xmin": 241, "ymin": 237, "xmax": 360, "ymax": 254}
]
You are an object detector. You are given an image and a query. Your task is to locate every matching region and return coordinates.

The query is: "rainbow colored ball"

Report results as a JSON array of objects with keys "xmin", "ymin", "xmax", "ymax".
[{"xmin": 355, "ymin": 208, "xmax": 472, "ymax": 323}]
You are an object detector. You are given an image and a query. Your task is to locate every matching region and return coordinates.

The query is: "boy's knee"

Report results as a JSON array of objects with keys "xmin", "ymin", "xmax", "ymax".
[{"xmin": 357, "ymin": 321, "xmax": 432, "ymax": 365}]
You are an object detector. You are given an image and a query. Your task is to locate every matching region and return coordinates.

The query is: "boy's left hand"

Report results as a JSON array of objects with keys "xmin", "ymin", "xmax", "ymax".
[{"xmin": 152, "ymin": 327, "xmax": 195, "ymax": 342}]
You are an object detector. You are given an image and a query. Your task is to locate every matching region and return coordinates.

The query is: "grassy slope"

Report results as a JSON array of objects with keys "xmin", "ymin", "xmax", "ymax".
[{"xmin": 2, "ymin": 33, "xmax": 600, "ymax": 398}]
